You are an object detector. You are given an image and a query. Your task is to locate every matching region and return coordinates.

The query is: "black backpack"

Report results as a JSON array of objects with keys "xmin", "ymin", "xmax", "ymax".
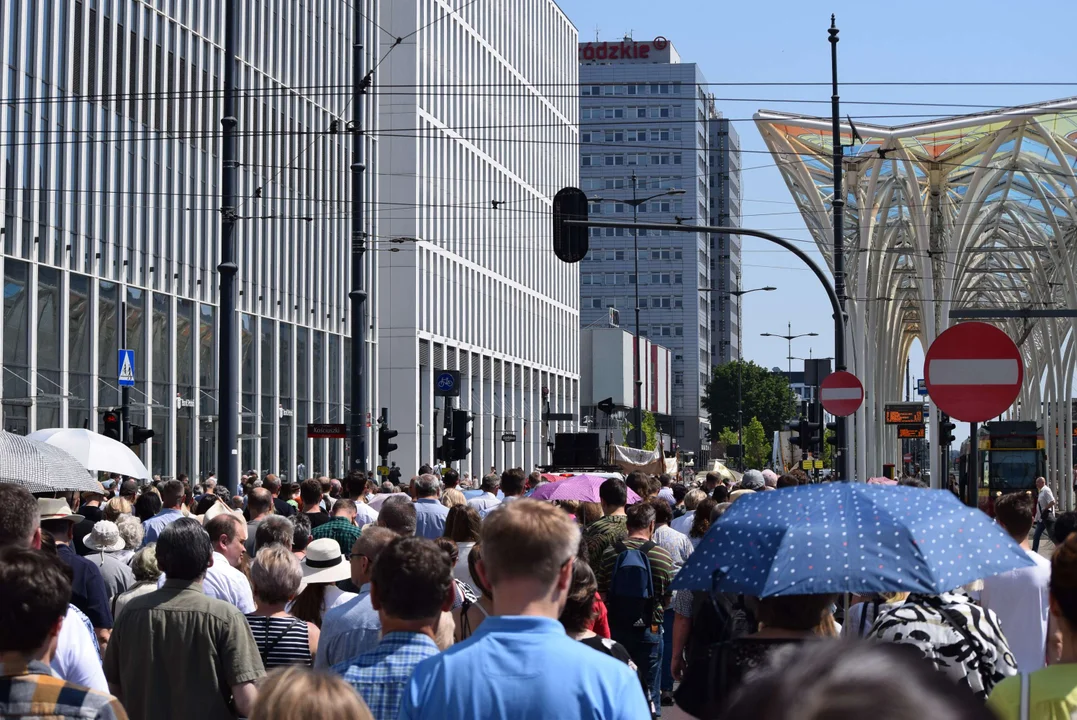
[{"xmin": 605, "ymin": 540, "xmax": 657, "ymax": 630}]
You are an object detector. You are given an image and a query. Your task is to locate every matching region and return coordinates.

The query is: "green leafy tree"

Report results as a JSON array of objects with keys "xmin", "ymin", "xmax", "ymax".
[
  {"xmin": 822, "ymin": 428, "xmax": 835, "ymax": 467},
  {"xmin": 743, "ymin": 416, "xmax": 771, "ymax": 469},
  {"xmin": 702, "ymin": 360, "xmax": 798, "ymax": 440},
  {"xmin": 716, "ymin": 426, "xmax": 738, "ymax": 457},
  {"xmin": 622, "ymin": 410, "xmax": 659, "ymax": 451}
]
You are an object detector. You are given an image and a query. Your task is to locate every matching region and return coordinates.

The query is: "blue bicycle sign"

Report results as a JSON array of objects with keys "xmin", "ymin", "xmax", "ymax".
[{"xmin": 435, "ymin": 370, "xmax": 460, "ymax": 397}]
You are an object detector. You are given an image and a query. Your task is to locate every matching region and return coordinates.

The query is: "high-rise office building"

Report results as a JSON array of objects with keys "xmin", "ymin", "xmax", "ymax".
[
  {"xmin": 710, "ymin": 114, "xmax": 742, "ymax": 364},
  {"xmin": 578, "ymin": 36, "xmax": 741, "ymax": 457},
  {"xmin": 378, "ymin": 0, "xmax": 580, "ymax": 474},
  {"xmin": 0, "ymin": 2, "xmax": 376, "ymax": 479}
]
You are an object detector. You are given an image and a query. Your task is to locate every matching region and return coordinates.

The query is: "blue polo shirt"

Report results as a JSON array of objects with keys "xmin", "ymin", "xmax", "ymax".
[
  {"xmin": 399, "ymin": 615, "xmax": 650, "ymax": 720},
  {"xmin": 413, "ymin": 498, "xmax": 450, "ymax": 540}
]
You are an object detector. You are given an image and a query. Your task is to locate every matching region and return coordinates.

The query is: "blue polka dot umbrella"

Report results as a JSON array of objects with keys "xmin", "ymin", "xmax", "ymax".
[{"xmin": 671, "ymin": 483, "xmax": 1036, "ymax": 597}]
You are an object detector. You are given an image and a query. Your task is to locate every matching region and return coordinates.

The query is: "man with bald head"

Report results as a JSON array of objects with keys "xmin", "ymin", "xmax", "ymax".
[{"xmin": 412, "ymin": 473, "xmax": 448, "ymax": 539}]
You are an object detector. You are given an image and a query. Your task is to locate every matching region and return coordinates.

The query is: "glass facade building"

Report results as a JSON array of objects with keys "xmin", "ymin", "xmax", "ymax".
[
  {"xmin": 0, "ymin": 1, "xmax": 379, "ymax": 480},
  {"xmin": 377, "ymin": 0, "xmax": 581, "ymax": 475}
]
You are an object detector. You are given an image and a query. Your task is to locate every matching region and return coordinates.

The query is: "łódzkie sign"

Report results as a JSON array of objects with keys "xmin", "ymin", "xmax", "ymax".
[{"xmin": 579, "ymin": 37, "xmax": 671, "ymax": 63}]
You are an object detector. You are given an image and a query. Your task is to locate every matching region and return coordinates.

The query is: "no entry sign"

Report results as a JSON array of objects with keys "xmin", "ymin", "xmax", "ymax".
[
  {"xmin": 819, "ymin": 371, "xmax": 864, "ymax": 417},
  {"xmin": 924, "ymin": 322, "xmax": 1023, "ymax": 423}
]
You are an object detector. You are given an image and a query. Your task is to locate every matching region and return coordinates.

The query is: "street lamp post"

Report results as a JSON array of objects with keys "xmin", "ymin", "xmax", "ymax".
[
  {"xmin": 591, "ymin": 175, "xmax": 685, "ymax": 450},
  {"xmin": 725, "ymin": 274, "xmax": 776, "ymax": 469},
  {"xmin": 761, "ymin": 322, "xmax": 819, "ymax": 374}
]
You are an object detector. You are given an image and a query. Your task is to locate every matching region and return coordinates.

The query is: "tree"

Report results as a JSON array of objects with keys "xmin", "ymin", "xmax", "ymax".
[
  {"xmin": 822, "ymin": 428, "xmax": 835, "ymax": 467},
  {"xmin": 702, "ymin": 360, "xmax": 798, "ymax": 440},
  {"xmin": 744, "ymin": 417, "xmax": 771, "ymax": 470},
  {"xmin": 621, "ymin": 410, "xmax": 659, "ymax": 451},
  {"xmin": 716, "ymin": 426, "xmax": 738, "ymax": 458}
]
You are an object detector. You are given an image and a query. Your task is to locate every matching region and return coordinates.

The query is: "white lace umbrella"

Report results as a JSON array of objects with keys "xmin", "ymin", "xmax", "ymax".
[
  {"xmin": 27, "ymin": 428, "xmax": 151, "ymax": 480},
  {"xmin": 0, "ymin": 431, "xmax": 101, "ymax": 493}
]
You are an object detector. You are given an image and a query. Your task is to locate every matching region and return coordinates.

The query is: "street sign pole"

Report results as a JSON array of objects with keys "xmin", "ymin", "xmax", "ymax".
[
  {"xmin": 829, "ymin": 16, "xmax": 849, "ymax": 485},
  {"xmin": 966, "ymin": 422, "xmax": 979, "ymax": 508},
  {"xmin": 120, "ymin": 303, "xmax": 130, "ymax": 445}
]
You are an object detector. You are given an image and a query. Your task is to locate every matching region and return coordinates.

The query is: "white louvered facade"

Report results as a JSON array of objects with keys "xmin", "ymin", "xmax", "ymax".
[
  {"xmin": 0, "ymin": 1, "xmax": 379, "ymax": 480},
  {"xmin": 378, "ymin": 0, "xmax": 580, "ymax": 474}
]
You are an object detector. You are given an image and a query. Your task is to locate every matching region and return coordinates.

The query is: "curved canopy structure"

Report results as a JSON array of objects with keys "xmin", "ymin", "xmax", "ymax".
[{"xmin": 755, "ymin": 98, "xmax": 1077, "ymax": 498}]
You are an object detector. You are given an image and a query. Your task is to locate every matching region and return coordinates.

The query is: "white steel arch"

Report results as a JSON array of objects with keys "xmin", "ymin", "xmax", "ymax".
[{"xmin": 756, "ymin": 99, "xmax": 1077, "ymax": 500}]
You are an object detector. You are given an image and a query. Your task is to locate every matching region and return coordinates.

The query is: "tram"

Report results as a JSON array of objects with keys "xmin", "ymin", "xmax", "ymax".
[{"xmin": 957, "ymin": 421, "xmax": 1044, "ymax": 507}]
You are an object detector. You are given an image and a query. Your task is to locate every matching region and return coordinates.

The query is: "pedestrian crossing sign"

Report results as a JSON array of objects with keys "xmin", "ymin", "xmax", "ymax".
[{"xmin": 118, "ymin": 350, "xmax": 136, "ymax": 387}]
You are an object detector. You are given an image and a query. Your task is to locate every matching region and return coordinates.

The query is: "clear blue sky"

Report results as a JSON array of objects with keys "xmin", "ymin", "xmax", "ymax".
[{"xmin": 557, "ymin": 0, "xmax": 1077, "ymax": 445}]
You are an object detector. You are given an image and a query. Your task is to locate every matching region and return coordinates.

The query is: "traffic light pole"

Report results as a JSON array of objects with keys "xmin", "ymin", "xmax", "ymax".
[
  {"xmin": 217, "ymin": 0, "xmax": 240, "ymax": 494},
  {"xmin": 348, "ymin": 31, "xmax": 370, "ymax": 474},
  {"xmin": 560, "ymin": 217, "xmax": 847, "ymax": 474}
]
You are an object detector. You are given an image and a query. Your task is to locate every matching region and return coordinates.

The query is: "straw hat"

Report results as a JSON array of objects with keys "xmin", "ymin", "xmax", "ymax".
[
  {"xmin": 300, "ymin": 538, "xmax": 351, "ymax": 584},
  {"xmin": 38, "ymin": 498, "xmax": 84, "ymax": 524},
  {"xmin": 83, "ymin": 480, "xmax": 108, "ymax": 498},
  {"xmin": 83, "ymin": 520, "xmax": 125, "ymax": 553},
  {"xmin": 199, "ymin": 499, "xmax": 241, "ymax": 524}
]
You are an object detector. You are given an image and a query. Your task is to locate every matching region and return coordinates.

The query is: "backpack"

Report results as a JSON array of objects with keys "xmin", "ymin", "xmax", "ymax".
[
  {"xmin": 606, "ymin": 540, "xmax": 656, "ymax": 630},
  {"xmin": 687, "ymin": 591, "xmax": 752, "ymax": 659}
]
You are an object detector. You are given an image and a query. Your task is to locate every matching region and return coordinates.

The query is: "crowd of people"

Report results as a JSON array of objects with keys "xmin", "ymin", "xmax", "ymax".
[{"xmin": 1, "ymin": 464, "xmax": 1075, "ymax": 719}]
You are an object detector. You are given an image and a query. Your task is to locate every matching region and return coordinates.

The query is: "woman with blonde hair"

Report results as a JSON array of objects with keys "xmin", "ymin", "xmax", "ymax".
[
  {"xmin": 103, "ymin": 496, "xmax": 132, "ymax": 522},
  {"xmin": 441, "ymin": 487, "xmax": 467, "ymax": 508},
  {"xmin": 250, "ymin": 666, "xmax": 372, "ymax": 720}
]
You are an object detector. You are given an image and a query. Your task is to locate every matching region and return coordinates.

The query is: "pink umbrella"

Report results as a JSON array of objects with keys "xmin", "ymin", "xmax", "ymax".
[
  {"xmin": 529, "ymin": 474, "xmax": 642, "ymax": 504},
  {"xmin": 866, "ymin": 477, "xmax": 898, "ymax": 486}
]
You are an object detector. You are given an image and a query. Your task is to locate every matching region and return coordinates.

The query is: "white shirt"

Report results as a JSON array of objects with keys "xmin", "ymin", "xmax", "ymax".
[
  {"xmin": 354, "ymin": 501, "xmax": 379, "ymax": 529},
  {"xmin": 53, "ymin": 605, "xmax": 108, "ymax": 693},
  {"xmin": 981, "ymin": 547, "xmax": 1052, "ymax": 672},
  {"xmin": 670, "ymin": 511, "xmax": 695, "ymax": 535},
  {"xmin": 454, "ymin": 542, "xmax": 477, "ymax": 589},
  {"xmin": 158, "ymin": 551, "xmax": 256, "ymax": 613},
  {"xmin": 1038, "ymin": 486, "xmax": 1056, "ymax": 517}
]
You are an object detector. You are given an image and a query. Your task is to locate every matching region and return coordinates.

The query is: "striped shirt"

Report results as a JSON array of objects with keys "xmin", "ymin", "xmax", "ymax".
[
  {"xmin": 245, "ymin": 615, "xmax": 314, "ymax": 669},
  {"xmin": 596, "ymin": 536, "xmax": 674, "ymax": 627},
  {"xmin": 0, "ymin": 659, "xmax": 127, "ymax": 720}
]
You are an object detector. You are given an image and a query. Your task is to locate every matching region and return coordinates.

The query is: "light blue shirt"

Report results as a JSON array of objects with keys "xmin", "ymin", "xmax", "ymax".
[
  {"xmin": 413, "ymin": 498, "xmax": 450, "ymax": 540},
  {"xmin": 315, "ymin": 584, "xmax": 381, "ymax": 669},
  {"xmin": 466, "ymin": 492, "xmax": 501, "ymax": 515},
  {"xmin": 140, "ymin": 508, "xmax": 184, "ymax": 547},
  {"xmin": 399, "ymin": 615, "xmax": 650, "ymax": 720}
]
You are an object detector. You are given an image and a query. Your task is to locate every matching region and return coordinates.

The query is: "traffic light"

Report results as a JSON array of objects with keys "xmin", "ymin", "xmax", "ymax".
[
  {"xmin": 378, "ymin": 424, "xmax": 399, "ymax": 460},
  {"xmin": 101, "ymin": 411, "xmax": 123, "ymax": 442},
  {"xmin": 940, "ymin": 413, "xmax": 956, "ymax": 446},
  {"xmin": 450, "ymin": 410, "xmax": 472, "ymax": 461},
  {"xmin": 787, "ymin": 420, "xmax": 803, "ymax": 451},
  {"xmin": 802, "ymin": 418, "xmax": 822, "ymax": 454},
  {"xmin": 825, "ymin": 421, "xmax": 840, "ymax": 447},
  {"xmin": 129, "ymin": 425, "xmax": 155, "ymax": 447}
]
